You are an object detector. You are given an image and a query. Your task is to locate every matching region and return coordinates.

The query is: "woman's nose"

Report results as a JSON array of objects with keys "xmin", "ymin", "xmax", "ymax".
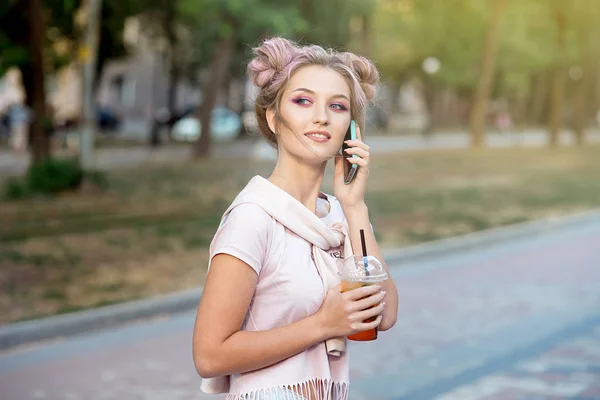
[{"xmin": 312, "ymin": 104, "xmax": 330, "ymax": 126}]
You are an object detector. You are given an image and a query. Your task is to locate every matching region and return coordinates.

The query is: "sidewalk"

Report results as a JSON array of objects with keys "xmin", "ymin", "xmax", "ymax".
[
  {"xmin": 1, "ymin": 209, "xmax": 599, "ymax": 400},
  {"xmin": 1, "ymin": 129, "xmax": 599, "ymax": 177},
  {"xmin": 437, "ymin": 322, "xmax": 600, "ymax": 400}
]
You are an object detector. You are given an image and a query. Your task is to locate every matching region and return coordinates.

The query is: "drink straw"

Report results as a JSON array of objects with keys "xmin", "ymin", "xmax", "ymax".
[{"xmin": 360, "ymin": 229, "xmax": 370, "ymax": 276}]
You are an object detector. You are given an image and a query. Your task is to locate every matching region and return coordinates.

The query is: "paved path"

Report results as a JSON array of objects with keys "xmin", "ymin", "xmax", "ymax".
[
  {"xmin": 1, "ymin": 218, "xmax": 599, "ymax": 399},
  {"xmin": 1, "ymin": 129, "xmax": 599, "ymax": 177}
]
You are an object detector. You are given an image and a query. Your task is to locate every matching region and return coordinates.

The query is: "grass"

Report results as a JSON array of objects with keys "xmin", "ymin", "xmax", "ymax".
[{"xmin": 1, "ymin": 144, "xmax": 599, "ymax": 323}]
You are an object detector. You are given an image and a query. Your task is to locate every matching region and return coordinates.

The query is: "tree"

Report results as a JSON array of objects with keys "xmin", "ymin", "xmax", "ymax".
[
  {"xmin": 546, "ymin": 0, "xmax": 568, "ymax": 147},
  {"xmin": 299, "ymin": 0, "xmax": 376, "ymax": 50},
  {"xmin": 494, "ymin": 1, "xmax": 554, "ymax": 127},
  {"xmin": 469, "ymin": 0, "xmax": 505, "ymax": 148},
  {"xmin": 0, "ymin": 0, "xmax": 58, "ymax": 162},
  {"xmin": 570, "ymin": 0, "xmax": 600, "ymax": 145},
  {"xmin": 178, "ymin": 0, "xmax": 306, "ymax": 158},
  {"xmin": 136, "ymin": 0, "xmax": 190, "ymax": 145},
  {"xmin": 27, "ymin": 0, "xmax": 50, "ymax": 162},
  {"xmin": 370, "ymin": 0, "xmax": 490, "ymax": 130},
  {"xmin": 0, "ymin": 0, "xmax": 140, "ymax": 162}
]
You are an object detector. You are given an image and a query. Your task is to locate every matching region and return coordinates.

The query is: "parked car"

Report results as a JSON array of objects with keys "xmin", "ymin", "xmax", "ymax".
[
  {"xmin": 96, "ymin": 107, "xmax": 121, "ymax": 131},
  {"xmin": 171, "ymin": 106, "xmax": 241, "ymax": 142},
  {"xmin": 54, "ymin": 106, "xmax": 122, "ymax": 132}
]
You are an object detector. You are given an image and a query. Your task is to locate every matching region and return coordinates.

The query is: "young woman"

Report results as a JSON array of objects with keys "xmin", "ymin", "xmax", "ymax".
[{"xmin": 192, "ymin": 37, "xmax": 398, "ymax": 400}]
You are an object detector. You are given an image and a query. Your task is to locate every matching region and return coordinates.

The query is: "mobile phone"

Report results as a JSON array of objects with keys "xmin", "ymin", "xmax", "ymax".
[{"xmin": 342, "ymin": 120, "xmax": 358, "ymax": 185}]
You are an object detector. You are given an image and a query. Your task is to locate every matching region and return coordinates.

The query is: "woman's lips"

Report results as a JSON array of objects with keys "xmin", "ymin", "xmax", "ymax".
[{"xmin": 304, "ymin": 131, "xmax": 331, "ymax": 142}]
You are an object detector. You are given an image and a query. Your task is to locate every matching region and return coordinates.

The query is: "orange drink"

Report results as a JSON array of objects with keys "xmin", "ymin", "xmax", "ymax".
[{"xmin": 338, "ymin": 255, "xmax": 388, "ymax": 342}]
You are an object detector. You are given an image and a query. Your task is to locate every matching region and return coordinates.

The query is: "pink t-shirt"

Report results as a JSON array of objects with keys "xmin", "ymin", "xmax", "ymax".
[{"xmin": 209, "ymin": 193, "xmax": 350, "ymax": 399}]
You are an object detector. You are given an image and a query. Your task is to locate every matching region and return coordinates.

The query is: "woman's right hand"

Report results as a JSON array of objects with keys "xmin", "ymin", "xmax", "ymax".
[{"xmin": 315, "ymin": 284, "xmax": 386, "ymax": 339}]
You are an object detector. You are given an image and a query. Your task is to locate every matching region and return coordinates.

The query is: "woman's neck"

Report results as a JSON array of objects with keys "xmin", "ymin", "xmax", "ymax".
[{"xmin": 268, "ymin": 156, "xmax": 327, "ymax": 213}]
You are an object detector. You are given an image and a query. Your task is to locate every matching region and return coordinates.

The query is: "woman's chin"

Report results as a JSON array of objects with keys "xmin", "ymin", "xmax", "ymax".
[{"xmin": 303, "ymin": 151, "xmax": 338, "ymax": 166}]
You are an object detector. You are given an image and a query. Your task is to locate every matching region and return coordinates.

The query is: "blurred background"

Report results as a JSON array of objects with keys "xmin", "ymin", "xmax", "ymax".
[
  {"xmin": 2, "ymin": 1, "xmax": 600, "ymax": 399},
  {"xmin": 1, "ymin": 0, "xmax": 600, "ymax": 351}
]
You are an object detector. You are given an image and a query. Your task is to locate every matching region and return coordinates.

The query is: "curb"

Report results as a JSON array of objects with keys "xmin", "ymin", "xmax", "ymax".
[
  {"xmin": 383, "ymin": 209, "xmax": 600, "ymax": 265},
  {"xmin": 0, "ymin": 288, "xmax": 202, "ymax": 350},
  {"xmin": 1, "ymin": 209, "xmax": 599, "ymax": 351}
]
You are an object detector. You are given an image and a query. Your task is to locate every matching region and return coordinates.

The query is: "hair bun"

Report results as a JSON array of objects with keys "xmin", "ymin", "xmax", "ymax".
[
  {"xmin": 247, "ymin": 37, "xmax": 298, "ymax": 88},
  {"xmin": 340, "ymin": 52, "xmax": 379, "ymax": 101}
]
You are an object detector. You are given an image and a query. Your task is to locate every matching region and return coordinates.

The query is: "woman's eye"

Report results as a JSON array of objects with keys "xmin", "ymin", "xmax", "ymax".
[
  {"xmin": 331, "ymin": 103, "xmax": 348, "ymax": 111},
  {"xmin": 293, "ymin": 98, "xmax": 311, "ymax": 105}
]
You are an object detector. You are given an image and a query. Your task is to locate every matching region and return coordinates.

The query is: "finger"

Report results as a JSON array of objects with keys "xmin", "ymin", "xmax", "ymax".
[
  {"xmin": 354, "ymin": 302, "xmax": 385, "ymax": 322},
  {"xmin": 360, "ymin": 314, "xmax": 383, "ymax": 331},
  {"xmin": 344, "ymin": 147, "xmax": 370, "ymax": 160},
  {"xmin": 351, "ymin": 290, "xmax": 386, "ymax": 312},
  {"xmin": 343, "ymin": 284, "xmax": 381, "ymax": 301},
  {"xmin": 344, "ymin": 139, "xmax": 370, "ymax": 152},
  {"xmin": 355, "ymin": 124, "xmax": 362, "ymax": 141},
  {"xmin": 346, "ymin": 157, "xmax": 369, "ymax": 168}
]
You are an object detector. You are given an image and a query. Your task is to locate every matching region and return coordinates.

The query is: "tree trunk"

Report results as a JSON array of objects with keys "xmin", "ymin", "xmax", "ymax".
[
  {"xmin": 164, "ymin": 60, "xmax": 179, "ymax": 141},
  {"xmin": 547, "ymin": 6, "xmax": 567, "ymax": 147},
  {"xmin": 149, "ymin": 51, "xmax": 162, "ymax": 147},
  {"xmin": 512, "ymin": 90, "xmax": 528, "ymax": 129},
  {"xmin": 389, "ymin": 81, "xmax": 401, "ymax": 115},
  {"xmin": 164, "ymin": 0, "xmax": 177, "ymax": 142},
  {"xmin": 529, "ymin": 71, "xmax": 548, "ymax": 125},
  {"xmin": 361, "ymin": 15, "xmax": 372, "ymax": 57},
  {"xmin": 469, "ymin": 0, "xmax": 504, "ymax": 148},
  {"xmin": 589, "ymin": 58, "xmax": 600, "ymax": 124},
  {"xmin": 421, "ymin": 81, "xmax": 436, "ymax": 135},
  {"xmin": 237, "ymin": 78, "xmax": 249, "ymax": 139},
  {"xmin": 572, "ymin": 72, "xmax": 588, "ymax": 146},
  {"xmin": 26, "ymin": 0, "xmax": 50, "ymax": 163},
  {"xmin": 573, "ymin": 40, "xmax": 592, "ymax": 146},
  {"xmin": 192, "ymin": 33, "xmax": 234, "ymax": 158},
  {"xmin": 573, "ymin": 0, "xmax": 598, "ymax": 145},
  {"xmin": 222, "ymin": 73, "xmax": 232, "ymax": 110}
]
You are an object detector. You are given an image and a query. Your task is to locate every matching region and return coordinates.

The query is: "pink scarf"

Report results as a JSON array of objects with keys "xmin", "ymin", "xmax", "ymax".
[{"xmin": 201, "ymin": 176, "xmax": 353, "ymax": 394}]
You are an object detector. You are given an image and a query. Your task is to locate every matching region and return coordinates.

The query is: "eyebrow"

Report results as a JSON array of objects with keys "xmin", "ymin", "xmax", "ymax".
[{"xmin": 291, "ymin": 88, "xmax": 350, "ymax": 102}]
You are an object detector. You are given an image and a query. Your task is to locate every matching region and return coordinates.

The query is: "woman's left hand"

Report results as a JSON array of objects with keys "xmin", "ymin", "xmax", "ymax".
[{"xmin": 333, "ymin": 124, "xmax": 370, "ymax": 209}]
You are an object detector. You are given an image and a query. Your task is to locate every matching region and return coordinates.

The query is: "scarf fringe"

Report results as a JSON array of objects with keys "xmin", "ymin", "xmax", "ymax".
[{"xmin": 225, "ymin": 378, "xmax": 349, "ymax": 400}]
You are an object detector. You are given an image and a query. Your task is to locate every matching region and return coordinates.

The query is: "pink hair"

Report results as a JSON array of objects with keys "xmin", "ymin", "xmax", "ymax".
[{"xmin": 247, "ymin": 37, "xmax": 379, "ymax": 147}]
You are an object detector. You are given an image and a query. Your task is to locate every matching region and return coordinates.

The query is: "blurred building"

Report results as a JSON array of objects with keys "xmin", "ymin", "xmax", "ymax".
[{"xmin": 0, "ymin": 16, "xmax": 201, "ymax": 138}]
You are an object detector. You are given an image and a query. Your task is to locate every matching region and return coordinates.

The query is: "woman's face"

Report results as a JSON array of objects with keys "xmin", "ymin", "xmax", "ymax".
[{"xmin": 268, "ymin": 65, "xmax": 352, "ymax": 165}]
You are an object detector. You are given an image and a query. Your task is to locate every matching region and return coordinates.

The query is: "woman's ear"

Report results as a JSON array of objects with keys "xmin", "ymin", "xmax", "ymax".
[{"xmin": 266, "ymin": 108, "xmax": 277, "ymax": 134}]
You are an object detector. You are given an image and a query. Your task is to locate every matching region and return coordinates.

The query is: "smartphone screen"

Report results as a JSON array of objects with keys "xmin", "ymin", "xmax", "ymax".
[{"xmin": 342, "ymin": 120, "xmax": 358, "ymax": 184}]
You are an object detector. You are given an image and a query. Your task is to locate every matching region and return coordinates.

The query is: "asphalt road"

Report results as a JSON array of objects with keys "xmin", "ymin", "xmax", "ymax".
[{"xmin": 1, "ymin": 217, "xmax": 600, "ymax": 400}]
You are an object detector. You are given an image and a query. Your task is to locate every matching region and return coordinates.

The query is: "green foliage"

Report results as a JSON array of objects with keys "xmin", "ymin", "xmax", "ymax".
[
  {"xmin": 3, "ymin": 177, "xmax": 30, "ymax": 200},
  {"xmin": 178, "ymin": 0, "xmax": 308, "ymax": 69},
  {"xmin": 297, "ymin": 0, "xmax": 376, "ymax": 49},
  {"xmin": 371, "ymin": 0, "xmax": 600, "ymax": 97},
  {"xmin": 0, "ymin": 0, "xmax": 138, "ymax": 81},
  {"xmin": 0, "ymin": 1, "xmax": 28, "ymax": 75},
  {"xmin": 373, "ymin": 0, "xmax": 488, "ymax": 88},
  {"xmin": 0, "ymin": 33, "xmax": 28, "ymax": 76},
  {"xmin": 26, "ymin": 157, "xmax": 84, "ymax": 194},
  {"xmin": 3, "ymin": 157, "xmax": 110, "ymax": 200}
]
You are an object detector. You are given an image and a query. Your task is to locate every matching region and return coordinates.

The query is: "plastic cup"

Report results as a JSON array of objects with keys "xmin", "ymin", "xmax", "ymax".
[{"xmin": 338, "ymin": 254, "xmax": 388, "ymax": 341}]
